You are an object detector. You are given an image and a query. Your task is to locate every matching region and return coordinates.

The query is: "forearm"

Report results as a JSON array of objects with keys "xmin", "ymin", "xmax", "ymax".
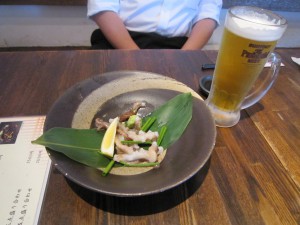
[
  {"xmin": 181, "ymin": 18, "xmax": 217, "ymax": 50},
  {"xmin": 92, "ymin": 11, "xmax": 140, "ymax": 49}
]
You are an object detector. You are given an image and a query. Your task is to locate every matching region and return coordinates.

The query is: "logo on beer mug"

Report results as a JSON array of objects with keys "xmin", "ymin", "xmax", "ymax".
[{"xmin": 241, "ymin": 44, "xmax": 271, "ymax": 63}]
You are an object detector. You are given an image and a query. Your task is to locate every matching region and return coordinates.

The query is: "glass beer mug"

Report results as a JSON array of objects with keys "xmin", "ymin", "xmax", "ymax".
[{"xmin": 205, "ymin": 6, "xmax": 287, "ymax": 127}]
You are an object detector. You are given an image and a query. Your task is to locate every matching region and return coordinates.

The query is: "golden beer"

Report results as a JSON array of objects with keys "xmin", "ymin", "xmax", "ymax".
[
  {"xmin": 205, "ymin": 6, "xmax": 287, "ymax": 127},
  {"xmin": 210, "ymin": 28, "xmax": 277, "ymax": 111}
]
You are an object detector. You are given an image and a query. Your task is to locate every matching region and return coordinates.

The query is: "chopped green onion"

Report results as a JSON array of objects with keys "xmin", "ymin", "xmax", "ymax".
[
  {"xmin": 102, "ymin": 160, "xmax": 115, "ymax": 176},
  {"xmin": 126, "ymin": 115, "xmax": 137, "ymax": 128},
  {"xmin": 157, "ymin": 126, "xmax": 167, "ymax": 146},
  {"xmin": 141, "ymin": 117, "xmax": 156, "ymax": 131},
  {"xmin": 121, "ymin": 140, "xmax": 152, "ymax": 145}
]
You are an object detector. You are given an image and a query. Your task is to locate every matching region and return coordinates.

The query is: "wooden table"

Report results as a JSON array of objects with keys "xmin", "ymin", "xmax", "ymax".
[{"xmin": 0, "ymin": 48, "xmax": 299, "ymax": 225}]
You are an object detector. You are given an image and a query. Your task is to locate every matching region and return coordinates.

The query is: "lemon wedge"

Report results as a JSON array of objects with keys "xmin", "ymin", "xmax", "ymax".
[{"xmin": 101, "ymin": 117, "xmax": 119, "ymax": 158}]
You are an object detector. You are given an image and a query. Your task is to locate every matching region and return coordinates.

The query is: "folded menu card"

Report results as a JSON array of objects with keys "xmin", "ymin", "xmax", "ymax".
[{"xmin": 0, "ymin": 116, "xmax": 51, "ymax": 225}]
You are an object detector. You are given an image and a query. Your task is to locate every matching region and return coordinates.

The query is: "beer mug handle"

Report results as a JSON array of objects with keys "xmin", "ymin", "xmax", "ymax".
[{"xmin": 241, "ymin": 52, "xmax": 282, "ymax": 109}]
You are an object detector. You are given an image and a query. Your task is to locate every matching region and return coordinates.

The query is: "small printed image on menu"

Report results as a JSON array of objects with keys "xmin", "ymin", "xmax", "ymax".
[{"xmin": 0, "ymin": 121, "xmax": 22, "ymax": 144}]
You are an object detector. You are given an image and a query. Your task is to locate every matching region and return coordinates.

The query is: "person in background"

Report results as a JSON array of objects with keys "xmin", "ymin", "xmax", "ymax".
[{"xmin": 87, "ymin": 0, "xmax": 222, "ymax": 50}]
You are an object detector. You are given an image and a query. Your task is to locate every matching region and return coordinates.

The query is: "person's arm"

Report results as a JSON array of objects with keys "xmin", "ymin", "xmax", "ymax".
[
  {"xmin": 91, "ymin": 11, "xmax": 140, "ymax": 49},
  {"xmin": 181, "ymin": 18, "xmax": 217, "ymax": 50}
]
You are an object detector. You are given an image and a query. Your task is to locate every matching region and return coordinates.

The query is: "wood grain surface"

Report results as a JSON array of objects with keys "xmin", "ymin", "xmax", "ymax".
[{"xmin": 0, "ymin": 49, "xmax": 299, "ymax": 225}]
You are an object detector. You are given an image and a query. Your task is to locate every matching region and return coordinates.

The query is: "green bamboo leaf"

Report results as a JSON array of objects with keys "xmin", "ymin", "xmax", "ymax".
[
  {"xmin": 32, "ymin": 128, "xmax": 111, "ymax": 168},
  {"xmin": 142, "ymin": 92, "xmax": 193, "ymax": 149}
]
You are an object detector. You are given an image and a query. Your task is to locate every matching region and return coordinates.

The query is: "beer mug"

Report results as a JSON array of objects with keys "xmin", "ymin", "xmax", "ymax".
[{"xmin": 205, "ymin": 6, "xmax": 287, "ymax": 127}]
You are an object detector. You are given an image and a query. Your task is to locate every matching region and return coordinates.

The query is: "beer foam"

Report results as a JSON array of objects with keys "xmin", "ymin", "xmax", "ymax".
[{"xmin": 226, "ymin": 13, "xmax": 286, "ymax": 41}]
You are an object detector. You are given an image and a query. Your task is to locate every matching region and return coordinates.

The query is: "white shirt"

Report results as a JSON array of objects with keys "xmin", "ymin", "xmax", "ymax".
[{"xmin": 87, "ymin": 0, "xmax": 222, "ymax": 37}]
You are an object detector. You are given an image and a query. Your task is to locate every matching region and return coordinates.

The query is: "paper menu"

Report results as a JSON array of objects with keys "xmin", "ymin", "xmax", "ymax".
[{"xmin": 0, "ymin": 116, "xmax": 51, "ymax": 225}]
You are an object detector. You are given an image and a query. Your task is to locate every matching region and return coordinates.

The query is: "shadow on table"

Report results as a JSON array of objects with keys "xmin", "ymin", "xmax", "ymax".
[
  {"xmin": 240, "ymin": 102, "xmax": 265, "ymax": 123},
  {"xmin": 66, "ymin": 158, "xmax": 211, "ymax": 216}
]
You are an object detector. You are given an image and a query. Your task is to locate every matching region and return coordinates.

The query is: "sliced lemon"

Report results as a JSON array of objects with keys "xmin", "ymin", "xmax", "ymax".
[{"xmin": 101, "ymin": 117, "xmax": 119, "ymax": 158}]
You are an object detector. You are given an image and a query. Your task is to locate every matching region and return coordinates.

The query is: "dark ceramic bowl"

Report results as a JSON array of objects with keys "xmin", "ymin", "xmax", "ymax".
[{"xmin": 44, "ymin": 71, "xmax": 216, "ymax": 197}]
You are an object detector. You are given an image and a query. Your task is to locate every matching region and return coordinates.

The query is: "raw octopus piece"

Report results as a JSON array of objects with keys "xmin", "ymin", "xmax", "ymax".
[
  {"xmin": 95, "ymin": 118, "xmax": 109, "ymax": 130},
  {"xmin": 115, "ymin": 134, "xmax": 139, "ymax": 154},
  {"xmin": 114, "ymin": 142, "xmax": 160, "ymax": 163},
  {"xmin": 127, "ymin": 130, "xmax": 159, "ymax": 142},
  {"xmin": 119, "ymin": 102, "xmax": 145, "ymax": 122}
]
